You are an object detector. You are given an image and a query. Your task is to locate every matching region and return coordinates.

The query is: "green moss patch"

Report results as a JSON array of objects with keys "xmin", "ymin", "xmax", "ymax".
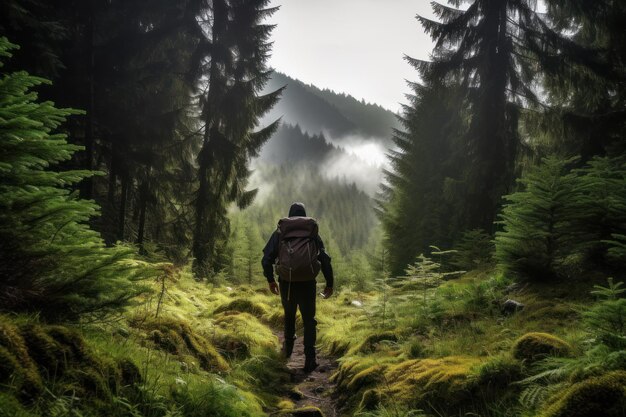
[
  {"xmin": 279, "ymin": 406, "xmax": 326, "ymax": 416},
  {"xmin": 539, "ymin": 371, "xmax": 626, "ymax": 417},
  {"xmin": 0, "ymin": 315, "xmax": 143, "ymax": 411},
  {"xmin": 513, "ymin": 332, "xmax": 572, "ymax": 363},
  {"xmin": 214, "ymin": 298, "xmax": 269, "ymax": 318},
  {"xmin": 212, "ymin": 312, "xmax": 278, "ymax": 358},
  {"xmin": 386, "ymin": 356, "xmax": 481, "ymax": 399},
  {"xmin": 472, "ymin": 355, "xmax": 523, "ymax": 388},
  {"xmin": 130, "ymin": 315, "xmax": 229, "ymax": 372},
  {"xmin": 351, "ymin": 331, "xmax": 399, "ymax": 355}
]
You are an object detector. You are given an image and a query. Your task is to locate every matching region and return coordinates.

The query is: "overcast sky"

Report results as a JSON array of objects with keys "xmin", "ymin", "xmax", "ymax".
[{"xmin": 267, "ymin": 1, "xmax": 436, "ymax": 112}]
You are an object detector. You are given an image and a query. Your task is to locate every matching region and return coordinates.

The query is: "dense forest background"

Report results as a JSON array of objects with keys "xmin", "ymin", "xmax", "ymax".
[{"xmin": 0, "ymin": 0, "xmax": 625, "ymax": 416}]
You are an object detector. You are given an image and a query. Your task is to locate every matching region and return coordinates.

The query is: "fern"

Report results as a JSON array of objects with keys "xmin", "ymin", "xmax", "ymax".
[{"xmin": 518, "ymin": 279, "xmax": 626, "ymax": 414}]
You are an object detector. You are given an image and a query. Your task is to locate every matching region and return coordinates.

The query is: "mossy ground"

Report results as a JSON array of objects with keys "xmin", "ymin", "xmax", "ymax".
[
  {"xmin": 314, "ymin": 270, "xmax": 621, "ymax": 416},
  {"xmin": 0, "ymin": 266, "xmax": 621, "ymax": 417},
  {"xmin": 0, "ymin": 267, "xmax": 290, "ymax": 416}
]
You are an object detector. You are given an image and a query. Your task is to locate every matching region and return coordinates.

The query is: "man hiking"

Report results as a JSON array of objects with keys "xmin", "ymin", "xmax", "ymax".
[{"xmin": 262, "ymin": 202, "xmax": 334, "ymax": 372}]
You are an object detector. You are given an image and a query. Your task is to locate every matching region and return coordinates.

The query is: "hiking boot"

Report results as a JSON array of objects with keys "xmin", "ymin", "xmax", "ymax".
[
  {"xmin": 303, "ymin": 355, "xmax": 318, "ymax": 372},
  {"xmin": 281, "ymin": 339, "xmax": 295, "ymax": 359}
]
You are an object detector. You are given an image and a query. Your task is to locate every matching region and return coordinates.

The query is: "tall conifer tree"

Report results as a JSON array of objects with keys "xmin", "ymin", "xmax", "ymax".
[
  {"xmin": 416, "ymin": 0, "xmax": 554, "ymax": 231},
  {"xmin": 538, "ymin": 0, "xmax": 626, "ymax": 157},
  {"xmin": 192, "ymin": 0, "xmax": 281, "ymax": 277}
]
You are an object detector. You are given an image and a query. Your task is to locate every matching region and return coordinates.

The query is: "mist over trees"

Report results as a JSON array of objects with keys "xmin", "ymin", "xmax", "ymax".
[{"xmin": 261, "ymin": 71, "xmax": 399, "ymax": 145}]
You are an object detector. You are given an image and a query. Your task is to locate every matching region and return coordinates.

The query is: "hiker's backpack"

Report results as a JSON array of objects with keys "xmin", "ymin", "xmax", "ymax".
[{"xmin": 276, "ymin": 217, "xmax": 321, "ymax": 282}]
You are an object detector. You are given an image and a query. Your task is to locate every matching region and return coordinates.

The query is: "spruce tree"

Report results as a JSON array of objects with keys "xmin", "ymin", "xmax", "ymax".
[
  {"xmin": 0, "ymin": 38, "xmax": 152, "ymax": 321},
  {"xmin": 379, "ymin": 80, "xmax": 465, "ymax": 276},
  {"xmin": 539, "ymin": 0, "xmax": 626, "ymax": 157},
  {"xmin": 192, "ymin": 0, "xmax": 282, "ymax": 278},
  {"xmin": 416, "ymin": 0, "xmax": 557, "ymax": 232},
  {"xmin": 574, "ymin": 156, "xmax": 626, "ymax": 265},
  {"xmin": 495, "ymin": 156, "xmax": 585, "ymax": 280}
]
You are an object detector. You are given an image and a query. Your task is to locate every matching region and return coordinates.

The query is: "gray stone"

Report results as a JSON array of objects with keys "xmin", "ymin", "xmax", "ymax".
[{"xmin": 502, "ymin": 299, "xmax": 525, "ymax": 315}]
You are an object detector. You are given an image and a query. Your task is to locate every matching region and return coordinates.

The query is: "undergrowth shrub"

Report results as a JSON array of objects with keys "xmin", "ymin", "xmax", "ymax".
[{"xmin": 575, "ymin": 157, "xmax": 626, "ymax": 267}]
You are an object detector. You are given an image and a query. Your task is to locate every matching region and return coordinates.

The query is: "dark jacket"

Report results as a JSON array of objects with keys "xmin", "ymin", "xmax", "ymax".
[{"xmin": 261, "ymin": 203, "xmax": 334, "ymax": 287}]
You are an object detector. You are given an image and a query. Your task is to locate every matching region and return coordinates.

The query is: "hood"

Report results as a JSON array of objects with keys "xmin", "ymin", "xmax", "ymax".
[{"xmin": 288, "ymin": 202, "xmax": 307, "ymax": 217}]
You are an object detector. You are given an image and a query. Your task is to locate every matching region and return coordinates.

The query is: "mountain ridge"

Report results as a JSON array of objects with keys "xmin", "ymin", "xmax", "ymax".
[{"xmin": 262, "ymin": 71, "xmax": 399, "ymax": 145}]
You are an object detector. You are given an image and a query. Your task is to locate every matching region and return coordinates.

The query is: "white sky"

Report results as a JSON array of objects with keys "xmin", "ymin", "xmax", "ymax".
[{"xmin": 267, "ymin": 0, "xmax": 436, "ymax": 112}]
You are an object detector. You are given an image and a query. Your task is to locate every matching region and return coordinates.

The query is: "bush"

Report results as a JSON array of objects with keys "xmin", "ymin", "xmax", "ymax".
[{"xmin": 512, "ymin": 332, "xmax": 572, "ymax": 363}]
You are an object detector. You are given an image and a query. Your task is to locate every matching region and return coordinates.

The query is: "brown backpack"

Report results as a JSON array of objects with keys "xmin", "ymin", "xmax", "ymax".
[{"xmin": 276, "ymin": 217, "xmax": 321, "ymax": 282}]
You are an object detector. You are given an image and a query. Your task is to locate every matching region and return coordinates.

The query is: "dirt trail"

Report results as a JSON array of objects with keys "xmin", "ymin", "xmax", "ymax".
[{"xmin": 276, "ymin": 330, "xmax": 339, "ymax": 417}]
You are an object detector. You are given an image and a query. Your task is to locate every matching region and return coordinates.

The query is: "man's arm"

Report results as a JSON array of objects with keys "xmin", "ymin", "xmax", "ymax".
[
  {"xmin": 316, "ymin": 236, "xmax": 334, "ymax": 289},
  {"xmin": 261, "ymin": 231, "xmax": 279, "ymax": 283}
]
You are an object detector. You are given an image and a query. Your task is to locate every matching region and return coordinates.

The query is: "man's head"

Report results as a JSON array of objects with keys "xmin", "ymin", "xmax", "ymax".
[{"xmin": 288, "ymin": 202, "xmax": 306, "ymax": 217}]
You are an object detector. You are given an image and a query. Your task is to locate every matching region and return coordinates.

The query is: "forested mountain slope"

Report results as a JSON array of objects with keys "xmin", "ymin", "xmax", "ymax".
[{"xmin": 262, "ymin": 72, "xmax": 399, "ymax": 145}]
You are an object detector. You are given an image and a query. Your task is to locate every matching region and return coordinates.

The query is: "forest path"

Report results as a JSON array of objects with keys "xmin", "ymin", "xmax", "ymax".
[{"xmin": 275, "ymin": 329, "xmax": 339, "ymax": 417}]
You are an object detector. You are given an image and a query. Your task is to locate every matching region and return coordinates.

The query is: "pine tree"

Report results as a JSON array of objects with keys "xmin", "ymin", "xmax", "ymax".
[
  {"xmin": 0, "ymin": 0, "xmax": 207, "ymax": 260},
  {"xmin": 192, "ymin": 0, "xmax": 282, "ymax": 278},
  {"xmin": 0, "ymin": 38, "xmax": 153, "ymax": 321},
  {"xmin": 450, "ymin": 229, "xmax": 494, "ymax": 270},
  {"xmin": 416, "ymin": 0, "xmax": 559, "ymax": 232},
  {"xmin": 574, "ymin": 156, "xmax": 626, "ymax": 265},
  {"xmin": 538, "ymin": 0, "xmax": 626, "ymax": 157},
  {"xmin": 379, "ymin": 80, "xmax": 465, "ymax": 276},
  {"xmin": 495, "ymin": 156, "xmax": 586, "ymax": 280}
]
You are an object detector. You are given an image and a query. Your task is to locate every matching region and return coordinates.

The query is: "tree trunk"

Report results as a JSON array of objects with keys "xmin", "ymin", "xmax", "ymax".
[
  {"xmin": 191, "ymin": 0, "xmax": 228, "ymax": 278},
  {"xmin": 136, "ymin": 184, "xmax": 148, "ymax": 252},
  {"xmin": 107, "ymin": 159, "xmax": 116, "ymax": 205},
  {"xmin": 81, "ymin": 0, "xmax": 96, "ymax": 199},
  {"xmin": 117, "ymin": 175, "xmax": 129, "ymax": 242}
]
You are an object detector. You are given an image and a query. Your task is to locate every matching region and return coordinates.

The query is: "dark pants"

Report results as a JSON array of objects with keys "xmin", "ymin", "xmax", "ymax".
[{"xmin": 279, "ymin": 279, "xmax": 317, "ymax": 357}]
